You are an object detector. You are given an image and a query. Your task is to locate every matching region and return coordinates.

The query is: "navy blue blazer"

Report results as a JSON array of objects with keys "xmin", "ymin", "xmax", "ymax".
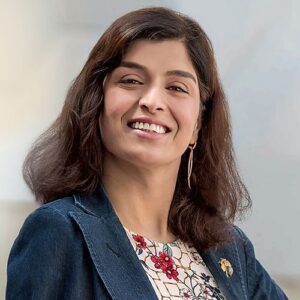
[{"xmin": 6, "ymin": 187, "xmax": 288, "ymax": 299}]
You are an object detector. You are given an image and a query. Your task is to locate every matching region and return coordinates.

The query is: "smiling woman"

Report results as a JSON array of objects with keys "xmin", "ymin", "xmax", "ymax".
[
  {"xmin": 100, "ymin": 39, "xmax": 200, "ymax": 168},
  {"xmin": 6, "ymin": 7, "xmax": 287, "ymax": 300}
]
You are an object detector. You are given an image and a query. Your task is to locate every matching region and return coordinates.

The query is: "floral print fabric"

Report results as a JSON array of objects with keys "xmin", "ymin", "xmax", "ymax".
[{"xmin": 124, "ymin": 227, "xmax": 225, "ymax": 300}]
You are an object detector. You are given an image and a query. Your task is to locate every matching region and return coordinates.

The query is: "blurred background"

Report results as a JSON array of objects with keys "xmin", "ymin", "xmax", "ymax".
[{"xmin": 1, "ymin": 0, "xmax": 299, "ymax": 298}]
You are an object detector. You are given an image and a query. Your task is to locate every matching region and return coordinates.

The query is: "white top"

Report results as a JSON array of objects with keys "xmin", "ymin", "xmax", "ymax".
[{"xmin": 124, "ymin": 226, "xmax": 225, "ymax": 300}]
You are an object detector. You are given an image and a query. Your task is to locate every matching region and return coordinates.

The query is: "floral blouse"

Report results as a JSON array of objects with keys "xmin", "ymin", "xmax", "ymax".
[{"xmin": 124, "ymin": 227, "xmax": 225, "ymax": 300}]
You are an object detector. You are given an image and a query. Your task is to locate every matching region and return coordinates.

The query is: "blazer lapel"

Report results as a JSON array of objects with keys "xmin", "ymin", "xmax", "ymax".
[
  {"xmin": 201, "ymin": 244, "xmax": 247, "ymax": 300},
  {"xmin": 69, "ymin": 188, "xmax": 158, "ymax": 300}
]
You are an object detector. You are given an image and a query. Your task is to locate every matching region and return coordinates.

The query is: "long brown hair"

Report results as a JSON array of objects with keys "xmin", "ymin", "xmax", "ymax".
[{"xmin": 23, "ymin": 7, "xmax": 251, "ymax": 250}]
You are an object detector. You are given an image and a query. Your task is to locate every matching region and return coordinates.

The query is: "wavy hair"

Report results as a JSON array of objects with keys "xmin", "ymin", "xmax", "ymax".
[{"xmin": 23, "ymin": 7, "xmax": 251, "ymax": 250}]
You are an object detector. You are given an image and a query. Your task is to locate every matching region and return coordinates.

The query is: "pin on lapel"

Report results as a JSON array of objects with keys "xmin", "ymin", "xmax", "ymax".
[{"xmin": 219, "ymin": 258, "xmax": 233, "ymax": 278}]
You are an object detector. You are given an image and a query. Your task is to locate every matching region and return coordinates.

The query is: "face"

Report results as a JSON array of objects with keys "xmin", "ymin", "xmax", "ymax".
[{"xmin": 100, "ymin": 39, "xmax": 201, "ymax": 168}]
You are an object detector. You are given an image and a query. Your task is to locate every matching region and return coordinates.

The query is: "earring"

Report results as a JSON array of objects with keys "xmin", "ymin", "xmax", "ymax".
[{"xmin": 187, "ymin": 141, "xmax": 197, "ymax": 189}]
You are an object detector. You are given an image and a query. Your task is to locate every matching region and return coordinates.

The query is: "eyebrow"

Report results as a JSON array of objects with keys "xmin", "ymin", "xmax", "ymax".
[{"xmin": 118, "ymin": 61, "xmax": 197, "ymax": 84}]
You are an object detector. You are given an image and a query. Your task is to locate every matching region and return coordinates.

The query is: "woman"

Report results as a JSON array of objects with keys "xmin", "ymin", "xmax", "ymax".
[{"xmin": 6, "ymin": 7, "xmax": 287, "ymax": 300}]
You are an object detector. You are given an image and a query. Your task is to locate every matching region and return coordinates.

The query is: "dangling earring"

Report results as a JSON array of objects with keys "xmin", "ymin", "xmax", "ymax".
[{"xmin": 187, "ymin": 141, "xmax": 197, "ymax": 189}]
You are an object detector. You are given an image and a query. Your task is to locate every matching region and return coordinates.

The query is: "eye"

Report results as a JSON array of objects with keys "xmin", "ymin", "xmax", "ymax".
[
  {"xmin": 167, "ymin": 85, "xmax": 188, "ymax": 94},
  {"xmin": 119, "ymin": 78, "xmax": 143, "ymax": 85}
]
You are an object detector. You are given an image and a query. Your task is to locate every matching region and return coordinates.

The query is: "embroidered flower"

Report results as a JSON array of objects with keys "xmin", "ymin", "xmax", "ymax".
[
  {"xmin": 132, "ymin": 234, "xmax": 147, "ymax": 249},
  {"xmin": 150, "ymin": 251, "xmax": 178, "ymax": 281},
  {"xmin": 158, "ymin": 251, "xmax": 173, "ymax": 266},
  {"xmin": 202, "ymin": 286, "xmax": 214, "ymax": 297},
  {"xmin": 151, "ymin": 255, "xmax": 163, "ymax": 268},
  {"xmin": 162, "ymin": 264, "xmax": 179, "ymax": 281},
  {"xmin": 180, "ymin": 288, "xmax": 192, "ymax": 298},
  {"xmin": 151, "ymin": 251, "xmax": 173, "ymax": 268}
]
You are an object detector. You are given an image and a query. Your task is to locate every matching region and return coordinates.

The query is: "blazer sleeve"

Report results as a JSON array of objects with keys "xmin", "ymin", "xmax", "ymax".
[
  {"xmin": 6, "ymin": 206, "xmax": 93, "ymax": 300},
  {"xmin": 234, "ymin": 226, "xmax": 288, "ymax": 300}
]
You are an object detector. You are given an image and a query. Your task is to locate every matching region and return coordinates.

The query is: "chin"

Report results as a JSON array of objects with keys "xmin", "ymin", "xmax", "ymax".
[
  {"xmin": 125, "ymin": 151, "xmax": 179, "ymax": 169},
  {"xmin": 129, "ymin": 154, "xmax": 165, "ymax": 166}
]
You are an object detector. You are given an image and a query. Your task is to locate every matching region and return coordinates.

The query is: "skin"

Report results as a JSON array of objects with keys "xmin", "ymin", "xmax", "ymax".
[{"xmin": 100, "ymin": 39, "xmax": 202, "ymax": 243}]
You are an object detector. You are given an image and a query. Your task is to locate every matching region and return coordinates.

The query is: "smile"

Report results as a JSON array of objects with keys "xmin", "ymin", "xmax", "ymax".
[{"xmin": 129, "ymin": 122, "xmax": 168, "ymax": 134}]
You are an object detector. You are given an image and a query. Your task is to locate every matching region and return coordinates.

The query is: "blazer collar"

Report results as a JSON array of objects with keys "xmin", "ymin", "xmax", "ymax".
[
  {"xmin": 70, "ymin": 186, "xmax": 158, "ymax": 300},
  {"xmin": 73, "ymin": 185, "xmax": 114, "ymax": 219},
  {"xmin": 70, "ymin": 186, "xmax": 245, "ymax": 300}
]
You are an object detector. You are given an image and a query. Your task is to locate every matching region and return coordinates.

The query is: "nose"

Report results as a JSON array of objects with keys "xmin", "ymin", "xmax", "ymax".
[{"xmin": 138, "ymin": 86, "xmax": 166, "ymax": 113}]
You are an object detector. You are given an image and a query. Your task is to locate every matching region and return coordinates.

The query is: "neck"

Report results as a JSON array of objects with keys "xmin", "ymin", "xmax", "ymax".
[{"xmin": 102, "ymin": 152, "xmax": 180, "ymax": 243}]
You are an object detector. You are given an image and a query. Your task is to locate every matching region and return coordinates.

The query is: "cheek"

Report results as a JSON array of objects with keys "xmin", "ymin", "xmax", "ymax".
[
  {"xmin": 102, "ymin": 88, "xmax": 137, "ymax": 120},
  {"xmin": 100, "ymin": 88, "xmax": 134, "ymax": 142},
  {"xmin": 99, "ymin": 110, "xmax": 118, "ymax": 153},
  {"xmin": 103, "ymin": 90, "xmax": 122, "ymax": 118},
  {"xmin": 99, "ymin": 94, "xmax": 119, "ymax": 139},
  {"xmin": 175, "ymin": 100, "xmax": 200, "ymax": 131}
]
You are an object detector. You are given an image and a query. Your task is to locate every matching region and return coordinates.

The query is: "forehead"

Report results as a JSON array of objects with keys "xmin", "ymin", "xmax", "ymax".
[{"xmin": 121, "ymin": 39, "xmax": 196, "ymax": 75}]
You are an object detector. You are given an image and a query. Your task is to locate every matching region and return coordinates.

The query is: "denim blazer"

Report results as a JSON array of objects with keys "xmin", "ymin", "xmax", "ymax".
[{"xmin": 6, "ymin": 187, "xmax": 287, "ymax": 300}]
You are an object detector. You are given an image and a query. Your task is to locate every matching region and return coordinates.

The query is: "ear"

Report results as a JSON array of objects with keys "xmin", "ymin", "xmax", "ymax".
[{"xmin": 189, "ymin": 120, "xmax": 200, "ymax": 145}]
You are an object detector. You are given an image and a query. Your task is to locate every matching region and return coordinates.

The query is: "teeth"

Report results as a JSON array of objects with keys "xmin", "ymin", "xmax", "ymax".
[
  {"xmin": 150, "ymin": 124, "xmax": 156, "ymax": 131},
  {"xmin": 130, "ymin": 122, "xmax": 167, "ymax": 134}
]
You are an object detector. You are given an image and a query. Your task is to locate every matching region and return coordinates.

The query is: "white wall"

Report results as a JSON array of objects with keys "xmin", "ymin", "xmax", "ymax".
[{"xmin": 1, "ymin": 0, "xmax": 299, "ymax": 277}]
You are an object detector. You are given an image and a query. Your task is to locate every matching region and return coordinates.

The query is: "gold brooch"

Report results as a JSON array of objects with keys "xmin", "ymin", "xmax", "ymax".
[{"xmin": 219, "ymin": 258, "xmax": 233, "ymax": 278}]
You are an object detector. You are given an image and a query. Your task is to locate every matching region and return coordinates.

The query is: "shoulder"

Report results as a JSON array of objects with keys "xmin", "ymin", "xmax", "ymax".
[
  {"xmin": 37, "ymin": 195, "xmax": 78, "ymax": 218},
  {"xmin": 226, "ymin": 225, "xmax": 288, "ymax": 299},
  {"xmin": 21, "ymin": 195, "xmax": 78, "ymax": 229},
  {"xmin": 22, "ymin": 197, "xmax": 75, "ymax": 229},
  {"xmin": 230, "ymin": 225, "xmax": 255, "ymax": 256},
  {"xmin": 10, "ymin": 196, "xmax": 82, "ymax": 256},
  {"xmin": 7, "ymin": 196, "xmax": 88, "ymax": 280},
  {"xmin": 225, "ymin": 225, "xmax": 267, "ymax": 275},
  {"xmin": 6, "ymin": 196, "xmax": 98, "ymax": 299}
]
